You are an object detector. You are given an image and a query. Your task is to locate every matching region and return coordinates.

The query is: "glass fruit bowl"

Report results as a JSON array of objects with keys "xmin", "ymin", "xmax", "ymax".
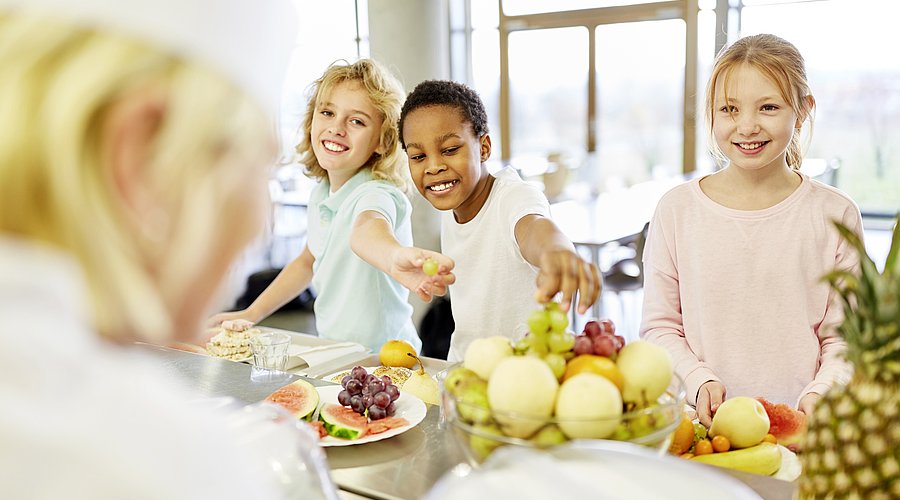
[{"xmin": 439, "ymin": 366, "xmax": 686, "ymax": 466}]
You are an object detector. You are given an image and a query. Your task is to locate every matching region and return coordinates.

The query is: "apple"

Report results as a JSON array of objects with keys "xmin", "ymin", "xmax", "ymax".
[
  {"xmin": 709, "ymin": 396, "xmax": 770, "ymax": 449},
  {"xmin": 555, "ymin": 373, "xmax": 623, "ymax": 439},
  {"xmin": 615, "ymin": 340, "xmax": 673, "ymax": 405},
  {"xmin": 463, "ymin": 336, "xmax": 514, "ymax": 380},
  {"xmin": 487, "ymin": 356, "xmax": 558, "ymax": 438}
]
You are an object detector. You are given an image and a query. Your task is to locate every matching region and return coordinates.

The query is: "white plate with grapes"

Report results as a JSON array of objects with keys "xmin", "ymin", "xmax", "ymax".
[{"xmin": 314, "ymin": 373, "xmax": 426, "ymax": 447}]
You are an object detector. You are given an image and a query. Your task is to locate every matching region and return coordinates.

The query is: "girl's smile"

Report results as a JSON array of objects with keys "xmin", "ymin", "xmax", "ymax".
[
  {"xmin": 712, "ymin": 63, "xmax": 800, "ymax": 173},
  {"xmin": 310, "ymin": 80, "xmax": 384, "ymax": 190},
  {"xmin": 733, "ymin": 140, "xmax": 770, "ymax": 155}
]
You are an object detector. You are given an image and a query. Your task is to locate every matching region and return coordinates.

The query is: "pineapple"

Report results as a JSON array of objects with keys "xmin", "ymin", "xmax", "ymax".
[{"xmin": 799, "ymin": 216, "xmax": 900, "ymax": 499}]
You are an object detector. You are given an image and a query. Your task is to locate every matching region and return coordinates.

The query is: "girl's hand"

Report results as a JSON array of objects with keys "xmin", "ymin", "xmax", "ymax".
[
  {"xmin": 534, "ymin": 249, "xmax": 601, "ymax": 313},
  {"xmin": 798, "ymin": 392, "xmax": 820, "ymax": 416},
  {"xmin": 391, "ymin": 248, "xmax": 455, "ymax": 302},
  {"xmin": 206, "ymin": 311, "xmax": 256, "ymax": 339},
  {"xmin": 697, "ymin": 380, "xmax": 726, "ymax": 427}
]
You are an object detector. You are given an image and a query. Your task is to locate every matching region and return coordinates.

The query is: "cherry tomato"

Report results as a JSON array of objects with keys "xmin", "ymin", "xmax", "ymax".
[
  {"xmin": 711, "ymin": 435, "xmax": 731, "ymax": 453},
  {"xmin": 694, "ymin": 439, "xmax": 713, "ymax": 456}
]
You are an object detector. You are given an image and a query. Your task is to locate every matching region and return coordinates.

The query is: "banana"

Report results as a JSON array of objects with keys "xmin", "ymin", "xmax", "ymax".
[{"xmin": 690, "ymin": 442, "xmax": 782, "ymax": 476}]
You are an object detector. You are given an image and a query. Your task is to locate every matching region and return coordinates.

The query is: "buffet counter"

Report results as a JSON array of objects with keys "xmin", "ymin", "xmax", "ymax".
[{"xmin": 137, "ymin": 341, "xmax": 798, "ymax": 500}]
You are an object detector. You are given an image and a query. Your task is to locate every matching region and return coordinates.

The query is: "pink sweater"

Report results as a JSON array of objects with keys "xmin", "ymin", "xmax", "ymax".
[{"xmin": 640, "ymin": 174, "xmax": 860, "ymax": 407}]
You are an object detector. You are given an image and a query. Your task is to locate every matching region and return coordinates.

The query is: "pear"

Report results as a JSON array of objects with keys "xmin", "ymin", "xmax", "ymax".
[
  {"xmin": 443, "ymin": 366, "xmax": 480, "ymax": 397},
  {"xmin": 401, "ymin": 353, "xmax": 441, "ymax": 406},
  {"xmin": 529, "ymin": 424, "xmax": 568, "ymax": 448},
  {"xmin": 379, "ymin": 339, "xmax": 418, "ymax": 368},
  {"xmin": 456, "ymin": 377, "xmax": 492, "ymax": 425},
  {"xmin": 469, "ymin": 422, "xmax": 504, "ymax": 461}
]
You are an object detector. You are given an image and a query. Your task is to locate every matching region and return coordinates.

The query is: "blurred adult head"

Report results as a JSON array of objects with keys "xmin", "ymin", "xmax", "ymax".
[{"xmin": 0, "ymin": 0, "xmax": 295, "ymax": 342}]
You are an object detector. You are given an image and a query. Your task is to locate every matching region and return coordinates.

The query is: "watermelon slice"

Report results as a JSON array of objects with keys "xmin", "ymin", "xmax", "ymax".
[
  {"xmin": 756, "ymin": 397, "xmax": 807, "ymax": 449},
  {"xmin": 264, "ymin": 379, "xmax": 320, "ymax": 422},
  {"xmin": 366, "ymin": 416, "xmax": 409, "ymax": 436},
  {"xmin": 319, "ymin": 403, "xmax": 369, "ymax": 439}
]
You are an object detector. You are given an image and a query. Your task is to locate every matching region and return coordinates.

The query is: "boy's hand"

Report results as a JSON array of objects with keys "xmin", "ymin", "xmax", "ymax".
[
  {"xmin": 534, "ymin": 249, "xmax": 600, "ymax": 314},
  {"xmin": 391, "ymin": 247, "xmax": 455, "ymax": 302}
]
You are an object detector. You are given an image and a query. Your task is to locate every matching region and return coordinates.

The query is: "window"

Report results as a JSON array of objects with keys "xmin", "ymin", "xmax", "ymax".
[
  {"xmin": 509, "ymin": 27, "xmax": 589, "ymax": 161},
  {"xmin": 737, "ymin": 0, "xmax": 900, "ymax": 214},
  {"xmin": 503, "ymin": 0, "xmax": 668, "ymax": 16},
  {"xmin": 595, "ymin": 20, "xmax": 686, "ymax": 185},
  {"xmin": 280, "ymin": 0, "xmax": 367, "ymax": 158}
]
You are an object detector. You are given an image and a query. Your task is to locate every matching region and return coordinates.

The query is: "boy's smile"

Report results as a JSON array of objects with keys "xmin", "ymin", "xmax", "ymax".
[{"xmin": 403, "ymin": 105, "xmax": 493, "ymax": 223}]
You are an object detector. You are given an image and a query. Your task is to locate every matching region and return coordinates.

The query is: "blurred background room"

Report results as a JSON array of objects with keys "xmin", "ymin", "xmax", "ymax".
[{"xmin": 228, "ymin": 0, "xmax": 899, "ymax": 349}]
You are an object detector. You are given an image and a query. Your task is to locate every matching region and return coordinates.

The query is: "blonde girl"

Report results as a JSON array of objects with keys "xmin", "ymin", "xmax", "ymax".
[
  {"xmin": 210, "ymin": 59, "xmax": 453, "ymax": 352},
  {"xmin": 640, "ymin": 34, "xmax": 862, "ymax": 426}
]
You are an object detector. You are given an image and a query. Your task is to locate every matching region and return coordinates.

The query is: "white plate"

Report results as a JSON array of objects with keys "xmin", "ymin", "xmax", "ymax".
[
  {"xmin": 773, "ymin": 445, "xmax": 801, "ymax": 481},
  {"xmin": 314, "ymin": 385, "xmax": 426, "ymax": 447},
  {"xmin": 317, "ymin": 366, "xmax": 414, "ymax": 385}
]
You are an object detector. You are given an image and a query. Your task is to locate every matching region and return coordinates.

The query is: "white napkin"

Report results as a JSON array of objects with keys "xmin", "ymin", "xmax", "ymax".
[{"xmin": 292, "ymin": 342, "xmax": 367, "ymax": 369}]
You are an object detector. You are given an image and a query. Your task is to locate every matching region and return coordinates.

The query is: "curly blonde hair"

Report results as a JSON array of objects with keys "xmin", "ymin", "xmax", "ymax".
[
  {"xmin": 705, "ymin": 34, "xmax": 815, "ymax": 170},
  {"xmin": 295, "ymin": 59, "xmax": 408, "ymax": 188},
  {"xmin": 0, "ymin": 13, "xmax": 273, "ymax": 342}
]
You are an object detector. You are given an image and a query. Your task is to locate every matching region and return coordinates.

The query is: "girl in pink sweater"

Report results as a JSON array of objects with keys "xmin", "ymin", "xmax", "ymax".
[{"xmin": 640, "ymin": 34, "xmax": 861, "ymax": 426}]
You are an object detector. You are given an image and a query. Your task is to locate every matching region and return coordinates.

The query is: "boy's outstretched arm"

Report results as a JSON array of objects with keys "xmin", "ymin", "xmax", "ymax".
[
  {"xmin": 515, "ymin": 214, "xmax": 601, "ymax": 314},
  {"xmin": 351, "ymin": 210, "xmax": 455, "ymax": 302}
]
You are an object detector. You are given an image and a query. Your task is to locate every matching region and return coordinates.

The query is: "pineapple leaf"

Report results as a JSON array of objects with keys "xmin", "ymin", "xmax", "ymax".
[
  {"xmin": 832, "ymin": 221, "xmax": 871, "ymax": 267},
  {"xmin": 884, "ymin": 214, "xmax": 899, "ymax": 274}
]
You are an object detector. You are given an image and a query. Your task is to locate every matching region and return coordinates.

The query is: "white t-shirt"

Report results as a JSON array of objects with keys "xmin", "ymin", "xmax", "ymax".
[
  {"xmin": 0, "ymin": 238, "xmax": 305, "ymax": 500},
  {"xmin": 441, "ymin": 168, "xmax": 550, "ymax": 361}
]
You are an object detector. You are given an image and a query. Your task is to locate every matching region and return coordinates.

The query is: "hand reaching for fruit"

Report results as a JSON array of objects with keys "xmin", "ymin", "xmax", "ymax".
[
  {"xmin": 697, "ymin": 380, "xmax": 726, "ymax": 427},
  {"xmin": 534, "ymin": 248, "xmax": 601, "ymax": 314},
  {"xmin": 388, "ymin": 247, "xmax": 455, "ymax": 302},
  {"xmin": 797, "ymin": 392, "xmax": 819, "ymax": 416}
]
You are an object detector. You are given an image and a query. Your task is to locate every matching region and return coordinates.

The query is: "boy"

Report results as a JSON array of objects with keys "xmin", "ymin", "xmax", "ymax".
[{"xmin": 399, "ymin": 80, "xmax": 600, "ymax": 361}]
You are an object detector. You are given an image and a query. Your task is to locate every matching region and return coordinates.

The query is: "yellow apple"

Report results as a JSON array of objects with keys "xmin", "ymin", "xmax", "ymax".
[
  {"xmin": 709, "ymin": 396, "xmax": 771, "ymax": 449},
  {"xmin": 463, "ymin": 336, "xmax": 514, "ymax": 380}
]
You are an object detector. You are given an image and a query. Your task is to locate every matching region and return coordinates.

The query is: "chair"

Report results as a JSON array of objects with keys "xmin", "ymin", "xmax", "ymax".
[{"xmin": 574, "ymin": 222, "xmax": 649, "ymax": 340}]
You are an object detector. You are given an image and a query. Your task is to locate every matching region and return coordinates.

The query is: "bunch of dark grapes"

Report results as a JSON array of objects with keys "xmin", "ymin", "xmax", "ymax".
[
  {"xmin": 338, "ymin": 366, "xmax": 400, "ymax": 420},
  {"xmin": 573, "ymin": 319, "xmax": 626, "ymax": 358}
]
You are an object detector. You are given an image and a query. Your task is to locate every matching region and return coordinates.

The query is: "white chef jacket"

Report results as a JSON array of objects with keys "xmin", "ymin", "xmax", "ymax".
[{"xmin": 0, "ymin": 236, "xmax": 290, "ymax": 500}]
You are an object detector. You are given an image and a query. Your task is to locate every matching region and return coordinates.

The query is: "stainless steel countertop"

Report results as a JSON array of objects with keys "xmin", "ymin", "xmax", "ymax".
[
  {"xmin": 135, "ymin": 343, "xmax": 332, "ymax": 404},
  {"xmin": 137, "ymin": 343, "xmax": 798, "ymax": 500}
]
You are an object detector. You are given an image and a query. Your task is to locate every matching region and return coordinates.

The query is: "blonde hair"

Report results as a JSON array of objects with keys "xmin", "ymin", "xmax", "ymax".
[
  {"xmin": 705, "ymin": 34, "xmax": 815, "ymax": 170},
  {"xmin": 295, "ymin": 59, "xmax": 408, "ymax": 188},
  {"xmin": 0, "ymin": 13, "xmax": 273, "ymax": 342}
]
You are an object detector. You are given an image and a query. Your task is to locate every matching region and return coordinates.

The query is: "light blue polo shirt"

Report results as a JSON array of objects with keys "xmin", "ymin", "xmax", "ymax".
[{"xmin": 307, "ymin": 169, "xmax": 420, "ymax": 353}]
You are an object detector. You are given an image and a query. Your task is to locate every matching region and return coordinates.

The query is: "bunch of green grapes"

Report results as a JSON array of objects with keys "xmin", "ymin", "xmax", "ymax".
[{"xmin": 514, "ymin": 302, "xmax": 575, "ymax": 379}]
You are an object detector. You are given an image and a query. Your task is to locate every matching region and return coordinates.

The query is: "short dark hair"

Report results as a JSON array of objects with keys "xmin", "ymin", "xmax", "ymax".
[{"xmin": 399, "ymin": 80, "xmax": 489, "ymax": 150}]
